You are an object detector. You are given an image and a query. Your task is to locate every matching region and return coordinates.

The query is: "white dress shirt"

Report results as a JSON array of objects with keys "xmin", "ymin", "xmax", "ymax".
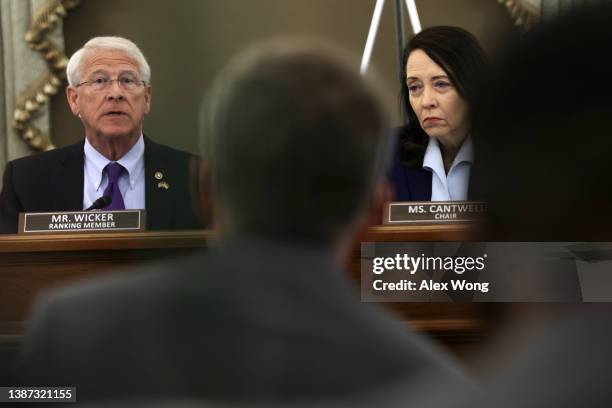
[
  {"xmin": 423, "ymin": 136, "xmax": 473, "ymax": 201},
  {"xmin": 83, "ymin": 135, "xmax": 146, "ymax": 210}
]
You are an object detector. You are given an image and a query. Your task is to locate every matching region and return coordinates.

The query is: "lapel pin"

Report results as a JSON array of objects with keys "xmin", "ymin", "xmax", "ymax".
[
  {"xmin": 157, "ymin": 181, "xmax": 169, "ymax": 190},
  {"xmin": 154, "ymin": 171, "xmax": 163, "ymax": 180}
]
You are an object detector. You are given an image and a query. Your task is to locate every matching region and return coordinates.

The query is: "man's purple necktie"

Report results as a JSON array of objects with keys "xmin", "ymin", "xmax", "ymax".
[{"xmin": 102, "ymin": 162, "xmax": 126, "ymax": 210}]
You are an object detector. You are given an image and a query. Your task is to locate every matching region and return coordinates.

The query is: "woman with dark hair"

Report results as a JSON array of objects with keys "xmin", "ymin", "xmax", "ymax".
[{"xmin": 389, "ymin": 26, "xmax": 486, "ymax": 201}]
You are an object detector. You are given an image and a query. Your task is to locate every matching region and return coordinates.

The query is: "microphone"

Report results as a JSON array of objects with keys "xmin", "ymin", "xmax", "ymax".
[{"xmin": 86, "ymin": 196, "xmax": 112, "ymax": 211}]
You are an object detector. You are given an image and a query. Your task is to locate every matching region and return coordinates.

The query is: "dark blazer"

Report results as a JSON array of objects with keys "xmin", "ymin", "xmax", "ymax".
[
  {"xmin": 0, "ymin": 136, "xmax": 202, "ymax": 233},
  {"xmin": 16, "ymin": 235, "xmax": 472, "ymax": 403},
  {"xmin": 387, "ymin": 127, "xmax": 432, "ymax": 202}
]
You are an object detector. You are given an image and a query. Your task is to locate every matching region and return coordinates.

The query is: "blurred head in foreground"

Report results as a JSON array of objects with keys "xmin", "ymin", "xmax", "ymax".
[
  {"xmin": 199, "ymin": 39, "xmax": 388, "ymax": 248},
  {"xmin": 472, "ymin": 3, "xmax": 612, "ymax": 241},
  {"xmin": 459, "ymin": 12, "xmax": 612, "ymax": 408}
]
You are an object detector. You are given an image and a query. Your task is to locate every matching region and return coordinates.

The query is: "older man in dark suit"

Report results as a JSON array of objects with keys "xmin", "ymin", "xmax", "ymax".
[
  {"xmin": 0, "ymin": 36, "xmax": 201, "ymax": 232},
  {"xmin": 17, "ymin": 39, "xmax": 472, "ymax": 404}
]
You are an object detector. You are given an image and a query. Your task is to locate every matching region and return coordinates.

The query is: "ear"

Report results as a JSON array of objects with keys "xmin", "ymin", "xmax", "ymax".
[
  {"xmin": 143, "ymin": 85, "xmax": 152, "ymax": 115},
  {"xmin": 362, "ymin": 179, "xmax": 394, "ymax": 227},
  {"xmin": 336, "ymin": 179, "xmax": 394, "ymax": 268},
  {"xmin": 190, "ymin": 158, "xmax": 216, "ymax": 229},
  {"xmin": 66, "ymin": 86, "xmax": 80, "ymax": 116}
]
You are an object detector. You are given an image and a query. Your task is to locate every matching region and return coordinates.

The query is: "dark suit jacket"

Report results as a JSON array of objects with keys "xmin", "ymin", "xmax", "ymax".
[
  {"xmin": 387, "ymin": 127, "xmax": 478, "ymax": 202},
  {"xmin": 0, "ymin": 136, "xmax": 202, "ymax": 233},
  {"xmin": 16, "ymin": 235, "xmax": 471, "ymax": 403},
  {"xmin": 387, "ymin": 128, "xmax": 432, "ymax": 202}
]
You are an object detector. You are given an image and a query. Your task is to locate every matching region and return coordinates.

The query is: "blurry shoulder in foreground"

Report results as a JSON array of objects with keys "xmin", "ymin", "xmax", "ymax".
[{"xmin": 16, "ymin": 37, "xmax": 473, "ymax": 405}]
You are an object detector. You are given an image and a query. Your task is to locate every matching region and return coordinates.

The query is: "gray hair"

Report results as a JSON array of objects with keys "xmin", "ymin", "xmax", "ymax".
[
  {"xmin": 200, "ymin": 38, "xmax": 389, "ymax": 245},
  {"xmin": 66, "ymin": 36, "xmax": 151, "ymax": 86}
]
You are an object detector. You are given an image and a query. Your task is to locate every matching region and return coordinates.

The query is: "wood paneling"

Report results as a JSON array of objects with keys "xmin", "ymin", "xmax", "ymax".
[{"xmin": 0, "ymin": 226, "xmax": 495, "ymax": 355}]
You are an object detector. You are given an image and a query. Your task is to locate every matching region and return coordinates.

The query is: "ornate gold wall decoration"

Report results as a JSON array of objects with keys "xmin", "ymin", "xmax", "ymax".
[
  {"xmin": 12, "ymin": 0, "xmax": 80, "ymax": 151},
  {"xmin": 498, "ymin": 0, "xmax": 541, "ymax": 31}
]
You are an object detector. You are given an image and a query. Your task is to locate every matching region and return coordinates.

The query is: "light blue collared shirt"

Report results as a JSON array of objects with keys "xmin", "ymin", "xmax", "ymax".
[
  {"xmin": 83, "ymin": 135, "xmax": 145, "ymax": 210},
  {"xmin": 423, "ymin": 136, "xmax": 473, "ymax": 201}
]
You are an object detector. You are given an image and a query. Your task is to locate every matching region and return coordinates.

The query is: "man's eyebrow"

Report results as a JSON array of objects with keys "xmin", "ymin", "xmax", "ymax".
[
  {"xmin": 86, "ymin": 69, "xmax": 139, "ymax": 77},
  {"xmin": 87, "ymin": 69, "xmax": 108, "ymax": 77},
  {"xmin": 118, "ymin": 69, "xmax": 139, "ymax": 76}
]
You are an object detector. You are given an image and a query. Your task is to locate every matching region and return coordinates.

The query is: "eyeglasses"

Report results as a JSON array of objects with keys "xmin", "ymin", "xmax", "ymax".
[{"xmin": 76, "ymin": 75, "xmax": 147, "ymax": 92}]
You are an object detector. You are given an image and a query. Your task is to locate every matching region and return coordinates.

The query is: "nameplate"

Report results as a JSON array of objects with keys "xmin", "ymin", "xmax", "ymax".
[
  {"xmin": 18, "ymin": 210, "xmax": 146, "ymax": 234},
  {"xmin": 383, "ymin": 201, "xmax": 487, "ymax": 224}
]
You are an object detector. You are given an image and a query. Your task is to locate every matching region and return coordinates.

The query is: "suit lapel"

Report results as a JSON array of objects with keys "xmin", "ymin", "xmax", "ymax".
[
  {"xmin": 390, "ymin": 128, "xmax": 433, "ymax": 201},
  {"xmin": 144, "ymin": 136, "xmax": 173, "ymax": 230},
  {"xmin": 54, "ymin": 140, "xmax": 85, "ymax": 210},
  {"xmin": 404, "ymin": 166, "xmax": 432, "ymax": 201}
]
